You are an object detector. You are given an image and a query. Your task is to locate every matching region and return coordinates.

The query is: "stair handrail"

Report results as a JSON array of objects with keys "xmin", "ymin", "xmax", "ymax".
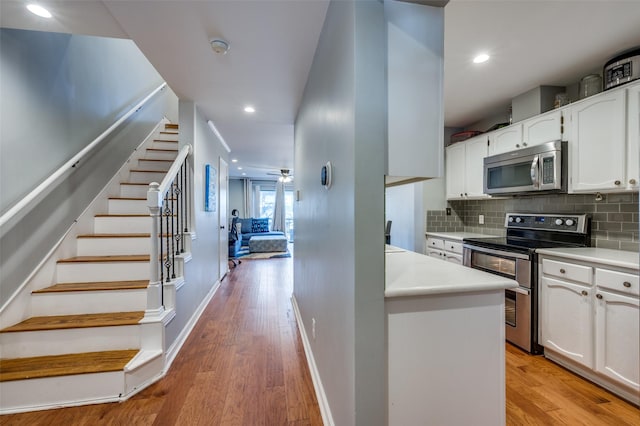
[
  {"xmin": 147, "ymin": 144, "xmax": 191, "ymax": 310},
  {"xmin": 0, "ymin": 82, "xmax": 168, "ymax": 233}
]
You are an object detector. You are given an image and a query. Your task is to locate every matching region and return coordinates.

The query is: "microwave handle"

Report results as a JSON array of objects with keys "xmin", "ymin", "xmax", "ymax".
[{"xmin": 530, "ymin": 156, "xmax": 539, "ymax": 188}]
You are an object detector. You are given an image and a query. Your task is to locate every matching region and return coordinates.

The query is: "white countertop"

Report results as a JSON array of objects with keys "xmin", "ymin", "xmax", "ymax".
[
  {"xmin": 425, "ymin": 232, "xmax": 501, "ymax": 241},
  {"xmin": 385, "ymin": 246, "xmax": 518, "ymax": 298},
  {"xmin": 537, "ymin": 247, "xmax": 639, "ymax": 271}
]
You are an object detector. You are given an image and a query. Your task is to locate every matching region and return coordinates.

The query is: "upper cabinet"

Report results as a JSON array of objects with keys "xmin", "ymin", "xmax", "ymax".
[
  {"xmin": 386, "ymin": 2, "xmax": 444, "ymax": 184},
  {"xmin": 488, "ymin": 110, "xmax": 564, "ymax": 156},
  {"xmin": 569, "ymin": 89, "xmax": 627, "ymax": 192},
  {"xmin": 446, "ymin": 134, "xmax": 490, "ymax": 200},
  {"xmin": 626, "ymin": 84, "xmax": 640, "ymax": 190}
]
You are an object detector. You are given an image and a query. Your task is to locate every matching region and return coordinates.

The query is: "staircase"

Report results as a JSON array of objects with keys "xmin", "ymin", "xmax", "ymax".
[{"xmin": 0, "ymin": 123, "xmax": 181, "ymax": 413}]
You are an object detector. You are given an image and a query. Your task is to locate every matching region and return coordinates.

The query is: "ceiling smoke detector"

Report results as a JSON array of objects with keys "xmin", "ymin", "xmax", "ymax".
[{"xmin": 210, "ymin": 38, "xmax": 230, "ymax": 55}]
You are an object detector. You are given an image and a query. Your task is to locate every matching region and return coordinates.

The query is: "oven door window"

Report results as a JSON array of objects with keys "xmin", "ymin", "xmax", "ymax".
[
  {"xmin": 471, "ymin": 252, "xmax": 516, "ymax": 278},
  {"xmin": 505, "ymin": 289, "xmax": 516, "ymax": 327}
]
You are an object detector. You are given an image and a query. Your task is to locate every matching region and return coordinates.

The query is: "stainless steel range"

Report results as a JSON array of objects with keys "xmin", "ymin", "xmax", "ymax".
[{"xmin": 463, "ymin": 213, "xmax": 591, "ymax": 354}]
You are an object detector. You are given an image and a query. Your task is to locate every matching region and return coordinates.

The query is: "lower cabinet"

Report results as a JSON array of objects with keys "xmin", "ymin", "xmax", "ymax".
[
  {"xmin": 426, "ymin": 236, "xmax": 463, "ymax": 264},
  {"xmin": 539, "ymin": 255, "xmax": 640, "ymax": 403}
]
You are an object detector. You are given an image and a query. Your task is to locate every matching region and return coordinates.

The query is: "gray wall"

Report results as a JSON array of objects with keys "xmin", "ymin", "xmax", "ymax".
[
  {"xmin": 228, "ymin": 178, "xmax": 245, "ymax": 218},
  {"xmin": 0, "ymin": 29, "xmax": 173, "ymax": 307},
  {"xmin": 426, "ymin": 193, "xmax": 639, "ymax": 251},
  {"xmin": 293, "ymin": 1, "xmax": 386, "ymax": 424},
  {"xmin": 0, "ymin": 28, "xmax": 164, "ymax": 212},
  {"xmin": 165, "ymin": 101, "xmax": 228, "ymax": 348}
]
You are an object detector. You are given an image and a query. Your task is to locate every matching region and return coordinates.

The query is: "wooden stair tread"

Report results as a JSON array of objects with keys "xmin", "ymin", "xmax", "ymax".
[
  {"xmin": 108, "ymin": 197, "xmax": 146, "ymax": 201},
  {"xmin": 159, "ymin": 131, "xmax": 178, "ymax": 135},
  {"xmin": 0, "ymin": 312, "xmax": 145, "ymax": 333},
  {"xmin": 146, "ymin": 148, "xmax": 178, "ymax": 152},
  {"xmin": 58, "ymin": 255, "xmax": 150, "ymax": 263},
  {"xmin": 139, "ymin": 159, "xmax": 173, "ymax": 162},
  {"xmin": 165, "ymin": 124, "xmax": 178, "ymax": 129},
  {"xmin": 130, "ymin": 169, "xmax": 168, "ymax": 173},
  {"xmin": 120, "ymin": 182, "xmax": 151, "ymax": 186},
  {"xmin": 33, "ymin": 280, "xmax": 149, "ymax": 293},
  {"xmin": 0, "ymin": 349, "xmax": 139, "ymax": 382},
  {"xmin": 95, "ymin": 213, "xmax": 149, "ymax": 217},
  {"xmin": 153, "ymin": 139, "xmax": 178, "ymax": 143}
]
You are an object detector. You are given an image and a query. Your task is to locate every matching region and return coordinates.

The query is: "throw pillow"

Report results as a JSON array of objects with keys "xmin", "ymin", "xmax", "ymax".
[
  {"xmin": 239, "ymin": 218, "xmax": 253, "ymax": 234},
  {"xmin": 251, "ymin": 218, "xmax": 269, "ymax": 233}
]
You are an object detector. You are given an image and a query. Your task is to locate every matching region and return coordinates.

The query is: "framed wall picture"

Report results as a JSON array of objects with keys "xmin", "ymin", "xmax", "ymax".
[{"xmin": 205, "ymin": 164, "xmax": 217, "ymax": 212}]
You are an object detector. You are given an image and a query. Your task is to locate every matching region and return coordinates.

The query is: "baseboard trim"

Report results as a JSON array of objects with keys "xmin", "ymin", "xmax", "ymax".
[
  {"xmin": 291, "ymin": 295, "xmax": 334, "ymax": 426},
  {"xmin": 164, "ymin": 278, "xmax": 220, "ymax": 372}
]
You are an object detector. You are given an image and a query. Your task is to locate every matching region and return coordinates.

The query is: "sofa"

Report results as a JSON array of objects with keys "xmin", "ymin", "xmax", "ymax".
[{"xmin": 237, "ymin": 217, "xmax": 285, "ymax": 248}]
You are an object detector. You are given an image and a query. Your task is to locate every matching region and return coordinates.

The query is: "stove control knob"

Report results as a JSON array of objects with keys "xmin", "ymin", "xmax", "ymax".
[
  {"xmin": 515, "ymin": 217, "xmax": 522, "ymax": 223},
  {"xmin": 565, "ymin": 219, "xmax": 575, "ymax": 226},
  {"xmin": 555, "ymin": 219, "xmax": 564, "ymax": 226},
  {"xmin": 509, "ymin": 217, "xmax": 514, "ymax": 223}
]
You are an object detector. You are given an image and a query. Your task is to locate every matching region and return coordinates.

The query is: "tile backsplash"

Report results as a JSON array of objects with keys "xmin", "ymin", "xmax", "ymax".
[{"xmin": 426, "ymin": 193, "xmax": 639, "ymax": 252}]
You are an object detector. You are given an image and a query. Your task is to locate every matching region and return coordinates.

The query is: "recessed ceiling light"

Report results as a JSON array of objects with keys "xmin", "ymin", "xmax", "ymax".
[
  {"xmin": 242, "ymin": 172, "xmax": 246, "ymax": 176},
  {"xmin": 210, "ymin": 38, "xmax": 230, "ymax": 55},
  {"xmin": 27, "ymin": 4, "xmax": 52, "ymax": 18},
  {"xmin": 473, "ymin": 53, "xmax": 490, "ymax": 64},
  {"xmin": 244, "ymin": 106, "xmax": 255, "ymax": 113},
  {"xmin": 237, "ymin": 167, "xmax": 243, "ymax": 170},
  {"xmin": 231, "ymin": 158, "xmax": 238, "ymax": 163}
]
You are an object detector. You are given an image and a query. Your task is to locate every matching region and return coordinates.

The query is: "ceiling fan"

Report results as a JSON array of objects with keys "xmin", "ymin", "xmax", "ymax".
[{"xmin": 266, "ymin": 168, "xmax": 294, "ymax": 182}]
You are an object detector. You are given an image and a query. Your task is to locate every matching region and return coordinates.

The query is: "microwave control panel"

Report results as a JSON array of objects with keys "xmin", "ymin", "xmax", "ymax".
[
  {"xmin": 505, "ymin": 213, "xmax": 588, "ymax": 233},
  {"xmin": 541, "ymin": 157, "xmax": 555, "ymax": 184}
]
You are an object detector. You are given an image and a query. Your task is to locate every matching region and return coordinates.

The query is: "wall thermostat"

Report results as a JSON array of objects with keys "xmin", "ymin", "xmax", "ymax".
[{"xmin": 321, "ymin": 161, "xmax": 332, "ymax": 189}]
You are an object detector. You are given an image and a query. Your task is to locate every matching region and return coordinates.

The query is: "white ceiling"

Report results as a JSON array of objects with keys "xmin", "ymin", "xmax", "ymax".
[{"xmin": 2, "ymin": 0, "xmax": 640, "ymax": 179}]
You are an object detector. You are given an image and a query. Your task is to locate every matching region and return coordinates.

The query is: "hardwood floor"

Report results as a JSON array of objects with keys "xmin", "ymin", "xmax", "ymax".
[{"xmin": 2, "ymin": 256, "xmax": 638, "ymax": 425}]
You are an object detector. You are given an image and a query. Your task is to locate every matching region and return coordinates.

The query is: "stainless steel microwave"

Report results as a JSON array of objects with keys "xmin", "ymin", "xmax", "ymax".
[{"xmin": 483, "ymin": 140, "xmax": 567, "ymax": 195}]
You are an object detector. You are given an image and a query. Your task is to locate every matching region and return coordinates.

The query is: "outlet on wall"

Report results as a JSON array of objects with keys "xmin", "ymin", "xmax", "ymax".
[
  {"xmin": 312, "ymin": 317, "xmax": 316, "ymax": 340},
  {"xmin": 479, "ymin": 214, "xmax": 485, "ymax": 225}
]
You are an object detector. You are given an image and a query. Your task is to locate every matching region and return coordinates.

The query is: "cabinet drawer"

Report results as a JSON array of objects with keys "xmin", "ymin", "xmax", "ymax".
[
  {"xmin": 542, "ymin": 259, "xmax": 592, "ymax": 285},
  {"xmin": 446, "ymin": 241, "xmax": 463, "ymax": 254},
  {"xmin": 596, "ymin": 268, "xmax": 639, "ymax": 296},
  {"xmin": 427, "ymin": 238, "xmax": 444, "ymax": 250},
  {"xmin": 427, "ymin": 248, "xmax": 445, "ymax": 260}
]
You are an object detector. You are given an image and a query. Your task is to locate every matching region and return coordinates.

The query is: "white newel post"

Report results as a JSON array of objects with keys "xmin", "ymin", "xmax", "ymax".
[{"xmin": 146, "ymin": 182, "xmax": 164, "ymax": 318}]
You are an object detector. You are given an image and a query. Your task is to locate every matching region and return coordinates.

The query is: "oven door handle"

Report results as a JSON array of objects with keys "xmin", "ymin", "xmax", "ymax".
[
  {"xmin": 530, "ymin": 155, "xmax": 539, "ymax": 188},
  {"xmin": 509, "ymin": 287, "xmax": 531, "ymax": 296},
  {"xmin": 463, "ymin": 244, "xmax": 531, "ymax": 260}
]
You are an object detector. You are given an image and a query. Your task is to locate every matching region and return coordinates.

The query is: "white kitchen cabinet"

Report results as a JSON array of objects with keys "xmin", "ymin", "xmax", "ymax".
[
  {"xmin": 426, "ymin": 236, "xmax": 463, "ymax": 264},
  {"xmin": 445, "ymin": 135, "xmax": 490, "ymax": 200},
  {"xmin": 539, "ymin": 251, "xmax": 640, "ymax": 404},
  {"xmin": 488, "ymin": 124, "xmax": 522, "ymax": 156},
  {"xmin": 540, "ymin": 275, "xmax": 594, "ymax": 368},
  {"xmin": 569, "ymin": 89, "xmax": 627, "ymax": 192},
  {"xmin": 594, "ymin": 289, "xmax": 639, "ymax": 391},
  {"xmin": 626, "ymin": 83, "xmax": 640, "ymax": 190},
  {"xmin": 522, "ymin": 109, "xmax": 564, "ymax": 146}
]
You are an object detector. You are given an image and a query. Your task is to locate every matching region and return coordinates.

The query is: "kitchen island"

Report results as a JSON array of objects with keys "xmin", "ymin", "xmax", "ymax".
[{"xmin": 386, "ymin": 246, "xmax": 518, "ymax": 425}]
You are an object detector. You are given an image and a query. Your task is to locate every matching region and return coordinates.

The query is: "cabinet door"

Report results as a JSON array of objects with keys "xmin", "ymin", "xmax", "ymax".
[
  {"xmin": 522, "ymin": 110, "xmax": 563, "ymax": 146},
  {"xmin": 570, "ymin": 90, "xmax": 627, "ymax": 192},
  {"xmin": 488, "ymin": 124, "xmax": 523, "ymax": 156},
  {"xmin": 445, "ymin": 253, "xmax": 463, "ymax": 264},
  {"xmin": 427, "ymin": 248, "xmax": 445, "ymax": 260},
  {"xmin": 540, "ymin": 276, "xmax": 593, "ymax": 368},
  {"xmin": 595, "ymin": 290, "xmax": 639, "ymax": 391},
  {"xmin": 627, "ymin": 83, "xmax": 640, "ymax": 190},
  {"xmin": 464, "ymin": 136, "xmax": 490, "ymax": 198},
  {"xmin": 445, "ymin": 143, "xmax": 466, "ymax": 199}
]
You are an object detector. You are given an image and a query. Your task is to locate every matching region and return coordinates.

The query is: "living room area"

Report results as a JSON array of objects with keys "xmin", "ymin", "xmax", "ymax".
[{"xmin": 228, "ymin": 177, "xmax": 295, "ymax": 260}]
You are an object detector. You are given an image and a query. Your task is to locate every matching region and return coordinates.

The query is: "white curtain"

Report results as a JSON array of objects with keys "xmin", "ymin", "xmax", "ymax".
[
  {"xmin": 272, "ymin": 180, "xmax": 287, "ymax": 235},
  {"xmin": 242, "ymin": 178, "xmax": 252, "ymax": 218},
  {"xmin": 252, "ymin": 184, "xmax": 261, "ymax": 218}
]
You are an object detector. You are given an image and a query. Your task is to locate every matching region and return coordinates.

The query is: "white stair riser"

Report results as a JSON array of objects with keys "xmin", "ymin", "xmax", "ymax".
[
  {"xmin": 158, "ymin": 133, "xmax": 179, "ymax": 141},
  {"xmin": 31, "ymin": 289, "xmax": 148, "ymax": 316},
  {"xmin": 0, "ymin": 371, "xmax": 124, "ymax": 414},
  {"xmin": 129, "ymin": 171, "xmax": 167, "ymax": 184},
  {"xmin": 145, "ymin": 150, "xmax": 177, "ymax": 161},
  {"xmin": 77, "ymin": 237, "xmax": 150, "ymax": 256},
  {"xmin": 124, "ymin": 351, "xmax": 164, "ymax": 395},
  {"xmin": 0, "ymin": 325, "xmax": 140, "ymax": 358},
  {"xmin": 138, "ymin": 160, "xmax": 173, "ymax": 171},
  {"xmin": 94, "ymin": 216, "xmax": 151, "ymax": 234},
  {"xmin": 151, "ymin": 141, "xmax": 178, "ymax": 150},
  {"xmin": 120, "ymin": 184, "xmax": 151, "ymax": 198},
  {"xmin": 108, "ymin": 198, "xmax": 149, "ymax": 214},
  {"xmin": 57, "ymin": 261, "xmax": 150, "ymax": 283}
]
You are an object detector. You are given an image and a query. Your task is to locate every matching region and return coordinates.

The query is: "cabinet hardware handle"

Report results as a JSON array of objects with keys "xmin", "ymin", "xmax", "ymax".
[
  {"xmin": 523, "ymin": 142, "xmax": 528, "ymax": 147},
  {"xmin": 630, "ymin": 179, "xmax": 637, "ymax": 185},
  {"xmin": 581, "ymin": 290, "xmax": 588, "ymax": 296},
  {"xmin": 451, "ymin": 246, "xmax": 454, "ymax": 249},
  {"xmin": 515, "ymin": 144, "xmax": 520, "ymax": 148},
  {"xmin": 623, "ymin": 281, "xmax": 632, "ymax": 288},
  {"xmin": 560, "ymin": 268, "xmax": 566, "ymax": 274},
  {"xmin": 460, "ymin": 193, "xmax": 463, "ymax": 197},
  {"xmin": 614, "ymin": 180, "xmax": 621, "ymax": 185},
  {"xmin": 464, "ymin": 192, "xmax": 468, "ymax": 196},
  {"xmin": 596, "ymin": 294, "xmax": 603, "ymax": 299}
]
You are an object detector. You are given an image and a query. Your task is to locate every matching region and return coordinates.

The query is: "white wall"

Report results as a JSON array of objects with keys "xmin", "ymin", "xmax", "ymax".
[
  {"xmin": 0, "ymin": 29, "xmax": 172, "ymax": 307},
  {"xmin": 165, "ymin": 101, "xmax": 228, "ymax": 348},
  {"xmin": 228, "ymin": 178, "xmax": 245, "ymax": 218},
  {"xmin": 293, "ymin": 1, "xmax": 386, "ymax": 424}
]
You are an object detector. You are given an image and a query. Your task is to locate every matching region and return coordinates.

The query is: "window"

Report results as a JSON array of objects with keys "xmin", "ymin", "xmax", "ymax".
[{"xmin": 258, "ymin": 189, "xmax": 294, "ymax": 241}]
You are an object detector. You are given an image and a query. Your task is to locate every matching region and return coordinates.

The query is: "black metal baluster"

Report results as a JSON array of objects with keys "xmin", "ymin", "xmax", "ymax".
[
  {"xmin": 164, "ymin": 193, "xmax": 171, "ymax": 282},
  {"xmin": 171, "ymin": 181, "xmax": 176, "ymax": 279},
  {"xmin": 159, "ymin": 202, "xmax": 164, "ymax": 285},
  {"xmin": 176, "ymin": 165, "xmax": 183, "ymax": 253},
  {"xmin": 185, "ymin": 159, "xmax": 189, "ymax": 232}
]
